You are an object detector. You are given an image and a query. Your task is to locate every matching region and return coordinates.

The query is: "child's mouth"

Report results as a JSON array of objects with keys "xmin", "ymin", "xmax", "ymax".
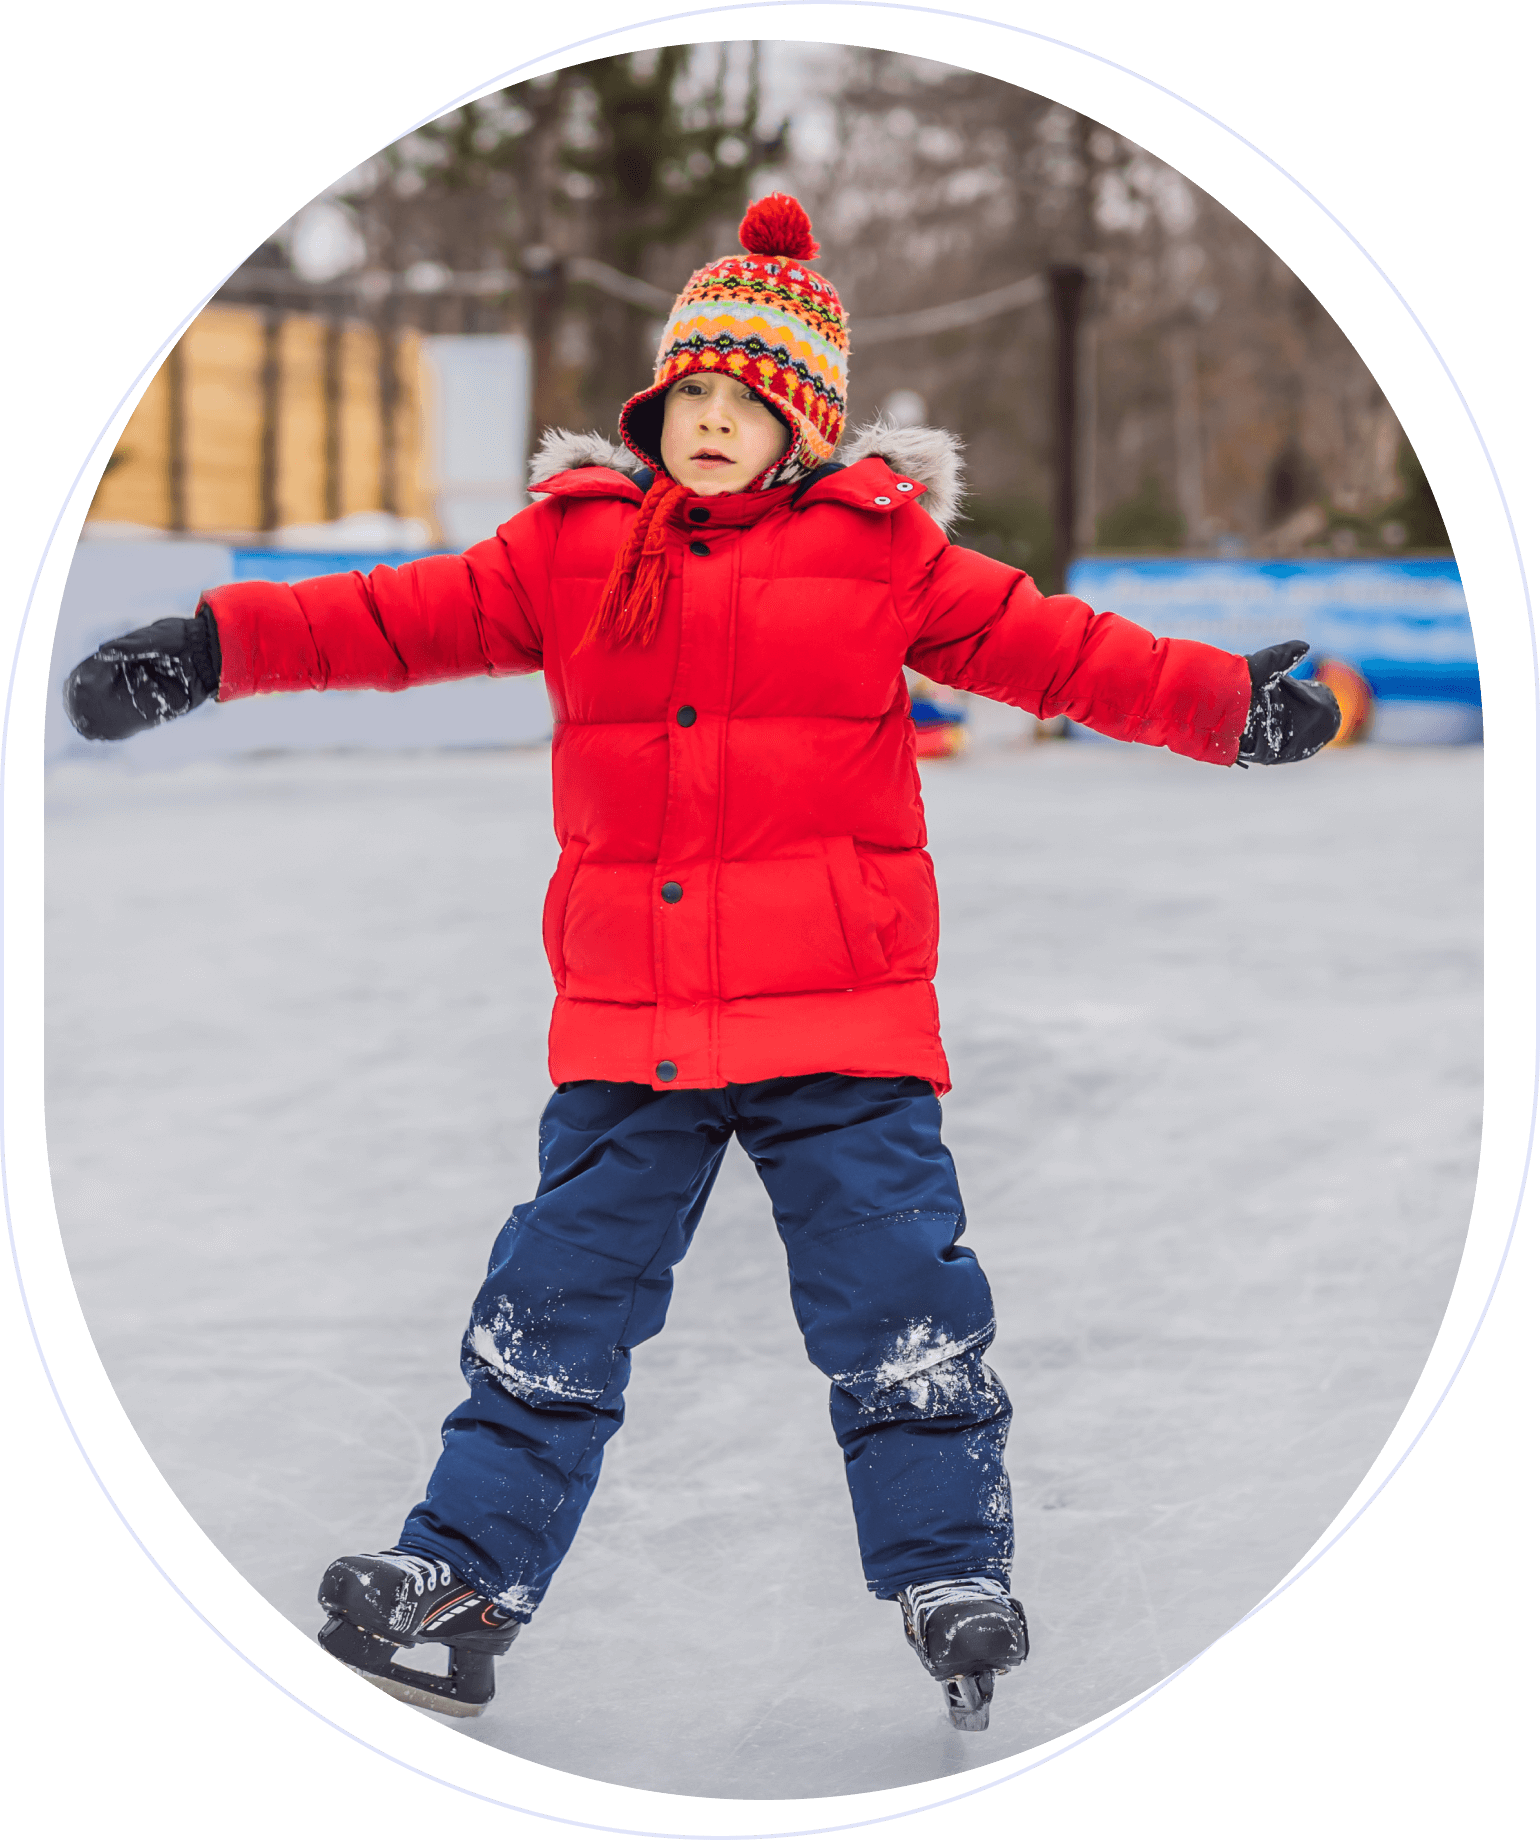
[{"xmin": 691, "ymin": 449, "xmax": 733, "ymax": 467}]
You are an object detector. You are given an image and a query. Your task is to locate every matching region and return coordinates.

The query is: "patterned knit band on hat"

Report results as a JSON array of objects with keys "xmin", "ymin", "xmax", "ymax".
[{"xmin": 618, "ymin": 193, "xmax": 849, "ymax": 493}]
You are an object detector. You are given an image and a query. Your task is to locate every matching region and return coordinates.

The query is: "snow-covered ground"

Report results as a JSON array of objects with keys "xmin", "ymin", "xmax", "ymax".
[{"xmin": 45, "ymin": 736, "xmax": 1480, "ymax": 1799}]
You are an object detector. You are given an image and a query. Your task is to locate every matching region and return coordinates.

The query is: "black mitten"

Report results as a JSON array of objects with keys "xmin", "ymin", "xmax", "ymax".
[
  {"xmin": 64, "ymin": 607, "xmax": 222, "ymax": 742},
  {"xmin": 1237, "ymin": 640, "xmax": 1341, "ymax": 766}
]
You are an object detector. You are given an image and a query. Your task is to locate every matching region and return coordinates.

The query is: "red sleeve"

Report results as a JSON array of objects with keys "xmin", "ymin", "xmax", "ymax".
[
  {"xmin": 895, "ymin": 510, "xmax": 1251, "ymax": 766},
  {"xmin": 202, "ymin": 500, "xmax": 554, "ymax": 701}
]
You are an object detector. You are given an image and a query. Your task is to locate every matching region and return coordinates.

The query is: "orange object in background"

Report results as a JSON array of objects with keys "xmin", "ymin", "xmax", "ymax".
[
  {"xmin": 1311, "ymin": 656, "xmax": 1374, "ymax": 746},
  {"xmin": 915, "ymin": 722, "xmax": 969, "ymax": 759}
]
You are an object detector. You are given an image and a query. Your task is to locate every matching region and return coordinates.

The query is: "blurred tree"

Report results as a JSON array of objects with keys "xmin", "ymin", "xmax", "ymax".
[
  {"xmin": 257, "ymin": 41, "xmax": 1441, "ymax": 558},
  {"xmin": 1322, "ymin": 439, "xmax": 1454, "ymax": 554},
  {"xmin": 793, "ymin": 50, "xmax": 1059, "ymax": 530},
  {"xmin": 559, "ymin": 46, "xmax": 786, "ymax": 420},
  {"xmin": 1096, "ymin": 473, "xmax": 1186, "ymax": 550},
  {"xmin": 1388, "ymin": 441, "xmax": 1452, "ymax": 550},
  {"xmin": 335, "ymin": 79, "xmax": 569, "ymax": 309},
  {"xmin": 1264, "ymin": 437, "xmax": 1324, "ymax": 527},
  {"xmin": 325, "ymin": 48, "xmax": 782, "ymax": 428},
  {"xmin": 958, "ymin": 496, "xmax": 1056, "ymax": 576},
  {"xmin": 789, "ymin": 46, "xmax": 1427, "ymax": 562}
]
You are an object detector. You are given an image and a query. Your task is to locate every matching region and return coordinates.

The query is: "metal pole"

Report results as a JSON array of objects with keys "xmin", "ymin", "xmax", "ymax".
[
  {"xmin": 1076, "ymin": 317, "xmax": 1100, "ymax": 554},
  {"xmin": 1048, "ymin": 264, "xmax": 1087, "ymax": 593}
]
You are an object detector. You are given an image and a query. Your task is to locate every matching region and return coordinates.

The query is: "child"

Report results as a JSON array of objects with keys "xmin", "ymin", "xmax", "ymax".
[{"xmin": 65, "ymin": 194, "xmax": 1339, "ymax": 1733}]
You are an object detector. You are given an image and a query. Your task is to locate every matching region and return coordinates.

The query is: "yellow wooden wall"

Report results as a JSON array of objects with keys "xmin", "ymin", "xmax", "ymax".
[
  {"xmin": 96, "ymin": 364, "xmax": 173, "ymax": 528},
  {"xmin": 90, "ymin": 305, "xmax": 430, "ymax": 535}
]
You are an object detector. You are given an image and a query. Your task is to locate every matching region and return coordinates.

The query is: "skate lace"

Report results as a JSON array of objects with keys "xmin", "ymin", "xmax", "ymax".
[
  {"xmin": 378, "ymin": 1549, "xmax": 456, "ymax": 1597},
  {"xmin": 902, "ymin": 1575, "xmax": 1010, "ymax": 1641}
]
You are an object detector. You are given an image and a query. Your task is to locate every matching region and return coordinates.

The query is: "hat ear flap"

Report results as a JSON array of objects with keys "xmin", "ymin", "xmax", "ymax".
[
  {"xmin": 621, "ymin": 392, "xmax": 668, "ymax": 470},
  {"xmin": 744, "ymin": 387, "xmax": 793, "ymax": 441}
]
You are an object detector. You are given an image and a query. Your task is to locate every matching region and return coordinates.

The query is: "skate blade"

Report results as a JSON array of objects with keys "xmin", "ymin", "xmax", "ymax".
[
  {"xmin": 349, "ymin": 1664, "xmax": 487, "ymax": 1719},
  {"xmin": 944, "ymin": 1672, "xmax": 994, "ymax": 1732},
  {"xmin": 949, "ymin": 1706, "xmax": 990, "ymax": 1732}
]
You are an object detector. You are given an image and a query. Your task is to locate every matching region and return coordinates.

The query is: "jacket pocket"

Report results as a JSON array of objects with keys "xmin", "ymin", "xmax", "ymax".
[
  {"xmin": 716, "ymin": 842, "xmax": 891, "ymax": 1000},
  {"xmin": 541, "ymin": 839, "xmax": 585, "ymax": 991},
  {"xmin": 822, "ymin": 837, "xmax": 890, "ymax": 983},
  {"xmin": 858, "ymin": 846, "xmax": 939, "ymax": 982},
  {"xmin": 561, "ymin": 861, "xmax": 658, "ymax": 1002}
]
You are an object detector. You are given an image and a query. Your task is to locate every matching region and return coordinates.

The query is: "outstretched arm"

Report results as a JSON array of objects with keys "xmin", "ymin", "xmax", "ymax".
[
  {"xmin": 64, "ymin": 507, "xmax": 552, "ymax": 742},
  {"xmin": 897, "ymin": 513, "xmax": 1252, "ymax": 766},
  {"xmin": 204, "ymin": 538, "xmax": 543, "ymax": 701}
]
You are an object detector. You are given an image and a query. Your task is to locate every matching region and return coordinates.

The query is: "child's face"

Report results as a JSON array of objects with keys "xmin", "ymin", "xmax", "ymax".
[{"xmin": 660, "ymin": 373, "xmax": 791, "ymax": 495}]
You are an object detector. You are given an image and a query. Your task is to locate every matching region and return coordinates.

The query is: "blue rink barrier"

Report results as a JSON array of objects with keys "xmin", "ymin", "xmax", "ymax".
[
  {"xmin": 230, "ymin": 547, "xmax": 448, "ymax": 582},
  {"xmin": 1064, "ymin": 556, "xmax": 1480, "ymax": 744}
]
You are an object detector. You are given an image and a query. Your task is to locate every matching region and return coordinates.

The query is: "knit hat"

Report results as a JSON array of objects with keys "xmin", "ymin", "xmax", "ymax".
[{"xmin": 617, "ymin": 194, "xmax": 849, "ymax": 489}]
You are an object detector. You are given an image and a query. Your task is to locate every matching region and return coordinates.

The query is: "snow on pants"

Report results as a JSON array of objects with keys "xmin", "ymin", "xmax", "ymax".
[{"xmin": 398, "ymin": 1073, "xmax": 1013, "ymax": 1619}]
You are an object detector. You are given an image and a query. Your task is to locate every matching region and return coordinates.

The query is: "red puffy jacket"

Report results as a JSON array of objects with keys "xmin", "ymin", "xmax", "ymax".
[{"xmin": 203, "ymin": 444, "xmax": 1251, "ymax": 1094}]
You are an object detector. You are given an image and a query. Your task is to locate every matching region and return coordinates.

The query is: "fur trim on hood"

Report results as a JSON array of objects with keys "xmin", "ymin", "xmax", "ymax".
[
  {"xmin": 528, "ymin": 427, "xmax": 637, "ymax": 488},
  {"xmin": 526, "ymin": 417, "xmax": 966, "ymax": 533},
  {"xmin": 835, "ymin": 418, "xmax": 965, "ymax": 532}
]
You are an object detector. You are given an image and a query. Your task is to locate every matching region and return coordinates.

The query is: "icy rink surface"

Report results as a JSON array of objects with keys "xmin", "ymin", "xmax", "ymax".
[{"xmin": 45, "ymin": 738, "xmax": 1480, "ymax": 1799}]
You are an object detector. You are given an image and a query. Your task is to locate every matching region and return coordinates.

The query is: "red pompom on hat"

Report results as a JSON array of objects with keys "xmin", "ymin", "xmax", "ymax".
[{"xmin": 738, "ymin": 192, "xmax": 820, "ymax": 260}]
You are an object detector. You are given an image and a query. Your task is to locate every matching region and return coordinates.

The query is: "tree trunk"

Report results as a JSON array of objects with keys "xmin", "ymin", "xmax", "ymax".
[{"xmin": 1048, "ymin": 264, "xmax": 1087, "ymax": 592}]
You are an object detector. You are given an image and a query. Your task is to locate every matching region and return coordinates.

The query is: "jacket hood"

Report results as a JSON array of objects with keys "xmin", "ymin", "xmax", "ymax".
[
  {"xmin": 835, "ymin": 421, "xmax": 964, "ymax": 532},
  {"xmin": 527, "ymin": 418, "xmax": 966, "ymax": 534}
]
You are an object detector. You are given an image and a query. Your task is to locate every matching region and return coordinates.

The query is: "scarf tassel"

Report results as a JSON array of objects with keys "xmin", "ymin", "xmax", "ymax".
[{"xmin": 583, "ymin": 478, "xmax": 688, "ymax": 650}]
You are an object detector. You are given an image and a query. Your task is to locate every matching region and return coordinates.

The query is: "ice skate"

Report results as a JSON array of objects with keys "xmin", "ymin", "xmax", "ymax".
[
  {"xmin": 898, "ymin": 1576, "xmax": 1028, "ymax": 1731},
  {"xmin": 316, "ymin": 1548, "xmax": 520, "ymax": 1717}
]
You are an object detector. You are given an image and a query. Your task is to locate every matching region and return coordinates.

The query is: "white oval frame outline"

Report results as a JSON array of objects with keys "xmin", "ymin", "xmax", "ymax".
[{"xmin": 9, "ymin": 7, "xmax": 1523, "ymax": 1832}]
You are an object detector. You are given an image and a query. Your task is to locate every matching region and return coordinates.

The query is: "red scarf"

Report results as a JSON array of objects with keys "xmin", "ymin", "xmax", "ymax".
[{"xmin": 583, "ymin": 476, "xmax": 689, "ymax": 650}]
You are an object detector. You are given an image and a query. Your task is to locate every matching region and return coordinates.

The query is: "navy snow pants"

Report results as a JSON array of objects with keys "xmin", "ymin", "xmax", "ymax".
[{"xmin": 398, "ymin": 1074, "xmax": 1013, "ymax": 1619}]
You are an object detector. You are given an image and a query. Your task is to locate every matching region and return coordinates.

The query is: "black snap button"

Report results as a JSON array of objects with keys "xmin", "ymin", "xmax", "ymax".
[
  {"xmin": 676, "ymin": 706, "xmax": 697, "ymax": 727},
  {"xmin": 688, "ymin": 540, "xmax": 710, "ymax": 557},
  {"xmin": 687, "ymin": 507, "xmax": 710, "ymax": 524},
  {"xmin": 661, "ymin": 881, "xmax": 683, "ymax": 904},
  {"xmin": 656, "ymin": 1060, "xmax": 678, "ymax": 1082}
]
